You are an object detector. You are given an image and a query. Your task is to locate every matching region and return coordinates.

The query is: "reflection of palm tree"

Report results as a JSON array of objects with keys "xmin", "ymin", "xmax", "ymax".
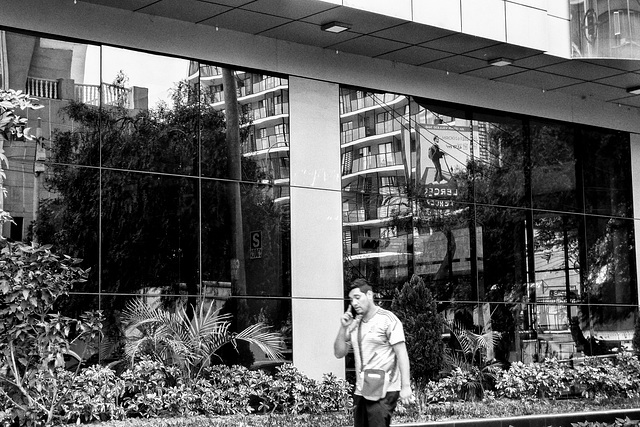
[{"xmin": 121, "ymin": 299, "xmax": 285, "ymax": 378}]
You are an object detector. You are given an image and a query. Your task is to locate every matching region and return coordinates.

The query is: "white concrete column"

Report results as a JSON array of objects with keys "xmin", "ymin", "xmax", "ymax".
[
  {"xmin": 288, "ymin": 76, "xmax": 345, "ymax": 380},
  {"xmin": 631, "ymin": 133, "xmax": 640, "ymax": 309}
]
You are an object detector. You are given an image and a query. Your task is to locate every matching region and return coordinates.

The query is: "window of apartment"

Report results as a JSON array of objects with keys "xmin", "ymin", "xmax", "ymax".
[
  {"xmin": 378, "ymin": 142, "xmax": 393, "ymax": 167},
  {"xmin": 275, "ymin": 123, "xmax": 287, "ymax": 135}
]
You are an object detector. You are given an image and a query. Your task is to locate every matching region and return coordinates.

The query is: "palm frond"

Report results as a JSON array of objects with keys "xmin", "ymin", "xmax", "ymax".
[
  {"xmin": 235, "ymin": 323, "xmax": 285, "ymax": 360},
  {"xmin": 186, "ymin": 301, "xmax": 233, "ymax": 340}
]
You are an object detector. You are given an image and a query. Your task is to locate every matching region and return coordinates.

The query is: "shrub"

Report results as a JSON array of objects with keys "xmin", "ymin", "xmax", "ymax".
[
  {"xmin": 120, "ymin": 358, "xmax": 191, "ymax": 418},
  {"xmin": 115, "ymin": 362, "xmax": 352, "ymax": 418},
  {"xmin": 0, "ymin": 240, "xmax": 102, "ymax": 426},
  {"xmin": 494, "ymin": 358, "xmax": 574, "ymax": 400},
  {"xmin": 198, "ymin": 364, "xmax": 273, "ymax": 415},
  {"xmin": 574, "ymin": 356, "xmax": 634, "ymax": 400},
  {"xmin": 60, "ymin": 365, "xmax": 126, "ymax": 423},
  {"xmin": 256, "ymin": 364, "xmax": 352, "ymax": 415},
  {"xmin": 391, "ymin": 274, "xmax": 444, "ymax": 386}
]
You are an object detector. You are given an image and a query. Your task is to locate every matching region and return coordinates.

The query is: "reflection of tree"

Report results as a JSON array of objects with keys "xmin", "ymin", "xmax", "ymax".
[
  {"xmin": 579, "ymin": 130, "xmax": 636, "ymax": 328},
  {"xmin": 583, "ymin": 217, "xmax": 636, "ymax": 325},
  {"xmin": 30, "ymin": 81, "xmax": 290, "ymax": 364}
]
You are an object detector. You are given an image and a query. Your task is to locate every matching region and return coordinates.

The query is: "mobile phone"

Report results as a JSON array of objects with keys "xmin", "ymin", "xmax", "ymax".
[{"xmin": 348, "ymin": 304, "xmax": 356, "ymax": 318}]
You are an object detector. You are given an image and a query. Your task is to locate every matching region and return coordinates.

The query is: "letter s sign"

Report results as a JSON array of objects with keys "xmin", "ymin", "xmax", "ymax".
[{"xmin": 251, "ymin": 231, "xmax": 262, "ymax": 249}]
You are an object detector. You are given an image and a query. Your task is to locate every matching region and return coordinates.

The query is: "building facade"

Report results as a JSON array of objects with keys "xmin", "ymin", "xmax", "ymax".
[{"xmin": 2, "ymin": 0, "xmax": 640, "ymax": 385}]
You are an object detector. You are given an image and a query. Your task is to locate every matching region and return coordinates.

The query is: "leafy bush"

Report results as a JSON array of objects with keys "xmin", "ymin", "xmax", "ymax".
[
  {"xmin": 574, "ymin": 356, "xmax": 636, "ymax": 399},
  {"xmin": 61, "ymin": 365, "xmax": 126, "ymax": 423},
  {"xmin": 494, "ymin": 358, "xmax": 574, "ymax": 400},
  {"xmin": 391, "ymin": 274, "xmax": 444, "ymax": 386},
  {"xmin": 0, "ymin": 240, "xmax": 102, "ymax": 426},
  {"xmin": 200, "ymin": 363, "xmax": 352, "ymax": 415},
  {"xmin": 120, "ymin": 358, "xmax": 191, "ymax": 418},
  {"xmin": 572, "ymin": 417, "xmax": 640, "ymax": 427},
  {"xmin": 198, "ymin": 364, "xmax": 273, "ymax": 415}
]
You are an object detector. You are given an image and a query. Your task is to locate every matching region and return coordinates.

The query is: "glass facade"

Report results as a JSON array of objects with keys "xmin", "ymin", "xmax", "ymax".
[
  {"xmin": 1, "ymin": 26, "xmax": 638, "ymax": 374},
  {"xmin": 0, "ymin": 31, "xmax": 291, "ymax": 367},
  {"xmin": 340, "ymin": 87, "xmax": 637, "ymax": 363}
]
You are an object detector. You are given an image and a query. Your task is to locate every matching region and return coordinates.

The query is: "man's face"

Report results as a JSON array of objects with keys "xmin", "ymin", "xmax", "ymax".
[{"xmin": 348, "ymin": 288, "xmax": 371, "ymax": 315}]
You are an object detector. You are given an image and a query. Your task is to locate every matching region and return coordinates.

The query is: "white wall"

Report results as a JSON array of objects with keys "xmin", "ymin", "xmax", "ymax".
[{"xmin": 289, "ymin": 77, "xmax": 345, "ymax": 379}]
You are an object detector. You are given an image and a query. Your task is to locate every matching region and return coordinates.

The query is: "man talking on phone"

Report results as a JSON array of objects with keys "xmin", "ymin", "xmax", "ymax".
[{"xmin": 334, "ymin": 278, "xmax": 413, "ymax": 427}]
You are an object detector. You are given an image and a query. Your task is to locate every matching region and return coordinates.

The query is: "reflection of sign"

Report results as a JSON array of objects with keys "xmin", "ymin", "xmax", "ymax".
[
  {"xmin": 423, "ymin": 180, "xmax": 459, "ymax": 214},
  {"xmin": 250, "ymin": 231, "xmax": 262, "ymax": 259}
]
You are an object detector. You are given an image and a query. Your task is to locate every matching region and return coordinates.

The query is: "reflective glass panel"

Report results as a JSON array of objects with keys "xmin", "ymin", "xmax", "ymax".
[
  {"xmin": 199, "ymin": 64, "xmax": 290, "ymax": 183},
  {"xmin": 530, "ymin": 120, "xmax": 577, "ymax": 212},
  {"xmin": 201, "ymin": 179, "xmax": 291, "ymax": 298},
  {"xmin": 100, "ymin": 46, "xmax": 196, "ymax": 175},
  {"xmin": 580, "ymin": 127, "xmax": 632, "ymax": 217},
  {"xmin": 100, "ymin": 170, "xmax": 200, "ymax": 295}
]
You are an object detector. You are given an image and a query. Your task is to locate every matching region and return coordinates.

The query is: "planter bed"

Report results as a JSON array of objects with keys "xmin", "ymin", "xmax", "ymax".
[{"xmin": 392, "ymin": 408, "xmax": 640, "ymax": 427}]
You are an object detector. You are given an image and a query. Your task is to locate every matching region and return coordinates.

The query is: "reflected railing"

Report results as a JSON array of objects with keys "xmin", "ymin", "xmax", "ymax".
[
  {"xmin": 341, "ymin": 120, "xmax": 401, "ymax": 144},
  {"xmin": 26, "ymin": 77, "xmax": 134, "ymax": 109},
  {"xmin": 342, "ymin": 152, "xmax": 403, "ymax": 175},
  {"xmin": 208, "ymin": 76, "xmax": 288, "ymax": 101},
  {"xmin": 252, "ymin": 134, "xmax": 289, "ymax": 152},
  {"xmin": 343, "ymin": 202, "xmax": 407, "ymax": 223},
  {"xmin": 26, "ymin": 77, "xmax": 58, "ymax": 99},
  {"xmin": 340, "ymin": 92, "xmax": 404, "ymax": 114},
  {"xmin": 251, "ymin": 77, "xmax": 287, "ymax": 95},
  {"xmin": 249, "ymin": 103, "xmax": 289, "ymax": 121}
]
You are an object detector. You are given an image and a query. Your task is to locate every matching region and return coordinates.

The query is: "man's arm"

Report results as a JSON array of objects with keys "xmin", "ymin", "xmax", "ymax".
[
  {"xmin": 334, "ymin": 310, "xmax": 353, "ymax": 358},
  {"xmin": 392, "ymin": 341, "xmax": 413, "ymax": 403}
]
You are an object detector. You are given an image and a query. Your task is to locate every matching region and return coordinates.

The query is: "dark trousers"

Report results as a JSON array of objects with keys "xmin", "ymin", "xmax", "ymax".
[{"xmin": 353, "ymin": 391, "xmax": 400, "ymax": 427}]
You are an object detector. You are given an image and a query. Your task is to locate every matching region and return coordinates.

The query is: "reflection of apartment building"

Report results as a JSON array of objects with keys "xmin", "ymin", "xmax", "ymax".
[
  {"xmin": 191, "ymin": 64, "xmax": 290, "ymax": 205},
  {"xmin": 0, "ymin": 32, "xmax": 147, "ymax": 240},
  {"xmin": 340, "ymin": 89, "xmax": 410, "ymax": 285},
  {"xmin": 340, "ymin": 89, "xmax": 488, "ymax": 287}
]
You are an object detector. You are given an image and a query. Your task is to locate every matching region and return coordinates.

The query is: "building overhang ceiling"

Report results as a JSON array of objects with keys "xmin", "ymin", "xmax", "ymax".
[{"xmin": 79, "ymin": 0, "xmax": 640, "ymax": 109}]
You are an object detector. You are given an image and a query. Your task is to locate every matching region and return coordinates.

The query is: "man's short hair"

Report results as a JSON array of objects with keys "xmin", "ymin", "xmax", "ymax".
[{"xmin": 350, "ymin": 278, "xmax": 373, "ymax": 294}]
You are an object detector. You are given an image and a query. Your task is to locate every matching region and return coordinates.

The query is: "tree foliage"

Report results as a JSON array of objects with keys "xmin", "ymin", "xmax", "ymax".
[
  {"xmin": 391, "ymin": 274, "xmax": 444, "ymax": 386},
  {"xmin": 0, "ymin": 235, "xmax": 102, "ymax": 425}
]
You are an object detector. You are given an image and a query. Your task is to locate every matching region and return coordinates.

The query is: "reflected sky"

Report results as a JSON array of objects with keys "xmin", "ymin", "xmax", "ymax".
[{"xmin": 85, "ymin": 45, "xmax": 190, "ymax": 108}]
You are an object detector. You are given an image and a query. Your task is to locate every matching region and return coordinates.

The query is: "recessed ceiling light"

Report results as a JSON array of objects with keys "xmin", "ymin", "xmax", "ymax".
[
  {"xmin": 626, "ymin": 86, "xmax": 640, "ymax": 95},
  {"xmin": 488, "ymin": 58, "xmax": 513, "ymax": 67},
  {"xmin": 321, "ymin": 21, "xmax": 351, "ymax": 33}
]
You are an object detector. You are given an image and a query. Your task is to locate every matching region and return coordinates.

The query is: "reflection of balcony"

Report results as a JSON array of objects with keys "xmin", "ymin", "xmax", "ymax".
[
  {"xmin": 244, "ymin": 137, "xmax": 289, "ymax": 155},
  {"xmin": 209, "ymin": 76, "xmax": 288, "ymax": 102},
  {"xmin": 26, "ymin": 77, "xmax": 148, "ymax": 109},
  {"xmin": 341, "ymin": 120, "xmax": 402, "ymax": 144},
  {"xmin": 26, "ymin": 77, "xmax": 58, "ymax": 99},
  {"xmin": 343, "ymin": 202, "xmax": 407, "ymax": 223},
  {"xmin": 249, "ymin": 77, "xmax": 287, "ymax": 95},
  {"xmin": 340, "ymin": 93, "xmax": 405, "ymax": 115},
  {"xmin": 342, "ymin": 152, "xmax": 403, "ymax": 175},
  {"xmin": 249, "ymin": 103, "xmax": 289, "ymax": 121},
  {"xmin": 76, "ymin": 83, "xmax": 132, "ymax": 108},
  {"xmin": 254, "ymin": 134, "xmax": 288, "ymax": 151}
]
